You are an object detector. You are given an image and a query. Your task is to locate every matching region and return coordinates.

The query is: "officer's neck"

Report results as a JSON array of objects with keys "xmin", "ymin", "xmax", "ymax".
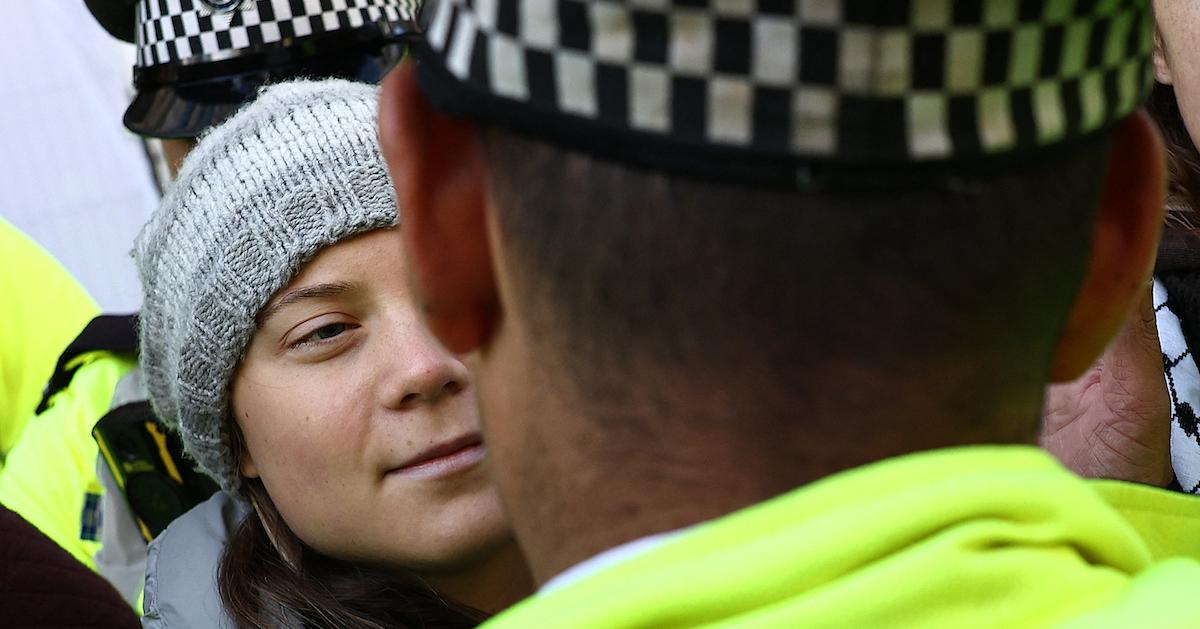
[
  {"xmin": 419, "ymin": 539, "xmax": 532, "ymax": 616},
  {"xmin": 511, "ymin": 369, "xmax": 1045, "ymax": 586}
]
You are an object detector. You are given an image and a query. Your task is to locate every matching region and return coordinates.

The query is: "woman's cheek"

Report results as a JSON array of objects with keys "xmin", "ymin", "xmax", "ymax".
[{"xmin": 1175, "ymin": 89, "xmax": 1200, "ymax": 151}]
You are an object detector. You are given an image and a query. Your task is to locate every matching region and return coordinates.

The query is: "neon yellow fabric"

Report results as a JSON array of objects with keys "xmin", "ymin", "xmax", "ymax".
[
  {"xmin": 0, "ymin": 352, "xmax": 135, "ymax": 569},
  {"xmin": 1090, "ymin": 479, "xmax": 1200, "ymax": 561},
  {"xmin": 484, "ymin": 446, "xmax": 1200, "ymax": 628},
  {"xmin": 0, "ymin": 218, "xmax": 98, "ymax": 468}
]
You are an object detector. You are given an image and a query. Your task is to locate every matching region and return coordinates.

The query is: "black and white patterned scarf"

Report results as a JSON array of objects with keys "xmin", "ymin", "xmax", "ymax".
[{"xmin": 1156, "ymin": 229, "xmax": 1200, "ymax": 493}]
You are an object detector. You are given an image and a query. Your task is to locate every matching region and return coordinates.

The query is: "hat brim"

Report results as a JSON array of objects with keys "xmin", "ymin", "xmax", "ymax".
[
  {"xmin": 124, "ymin": 45, "xmax": 405, "ymax": 139},
  {"xmin": 124, "ymin": 85, "xmax": 244, "ymax": 140}
]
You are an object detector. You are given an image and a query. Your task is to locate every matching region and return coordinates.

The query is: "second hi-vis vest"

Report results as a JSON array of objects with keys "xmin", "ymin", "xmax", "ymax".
[
  {"xmin": 0, "ymin": 315, "xmax": 217, "ymax": 611},
  {"xmin": 0, "ymin": 218, "xmax": 98, "ymax": 468}
]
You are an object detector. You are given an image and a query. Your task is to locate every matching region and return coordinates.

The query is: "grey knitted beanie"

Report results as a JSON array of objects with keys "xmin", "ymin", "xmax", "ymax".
[{"xmin": 134, "ymin": 78, "xmax": 397, "ymax": 494}]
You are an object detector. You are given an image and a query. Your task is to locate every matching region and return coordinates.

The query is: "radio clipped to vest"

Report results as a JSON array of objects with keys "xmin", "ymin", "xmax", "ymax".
[
  {"xmin": 93, "ymin": 401, "xmax": 219, "ymax": 542},
  {"xmin": 43, "ymin": 314, "xmax": 220, "ymax": 543}
]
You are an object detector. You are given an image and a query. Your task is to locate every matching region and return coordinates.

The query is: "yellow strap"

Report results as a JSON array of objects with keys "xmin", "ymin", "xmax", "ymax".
[{"xmin": 145, "ymin": 421, "xmax": 184, "ymax": 485}]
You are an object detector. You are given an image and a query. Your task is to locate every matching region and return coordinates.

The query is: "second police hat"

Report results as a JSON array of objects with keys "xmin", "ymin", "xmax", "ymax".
[
  {"xmin": 86, "ymin": 0, "xmax": 421, "ymax": 138},
  {"xmin": 415, "ymin": 0, "xmax": 1154, "ymax": 186}
]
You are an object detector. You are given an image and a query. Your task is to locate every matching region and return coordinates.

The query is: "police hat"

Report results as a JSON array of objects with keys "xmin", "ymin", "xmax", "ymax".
[
  {"xmin": 85, "ymin": 0, "xmax": 420, "ymax": 138},
  {"xmin": 415, "ymin": 0, "xmax": 1153, "ymax": 187}
]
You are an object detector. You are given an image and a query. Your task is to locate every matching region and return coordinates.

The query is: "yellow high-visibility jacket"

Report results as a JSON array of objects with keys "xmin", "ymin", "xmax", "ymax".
[
  {"xmin": 0, "ymin": 218, "xmax": 97, "ymax": 466},
  {"xmin": 485, "ymin": 446, "xmax": 1200, "ymax": 628},
  {"xmin": 0, "ymin": 352, "xmax": 135, "ymax": 570}
]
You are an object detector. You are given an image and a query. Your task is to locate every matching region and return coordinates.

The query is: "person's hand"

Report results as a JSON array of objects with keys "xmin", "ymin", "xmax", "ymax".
[{"xmin": 1040, "ymin": 285, "xmax": 1174, "ymax": 486}]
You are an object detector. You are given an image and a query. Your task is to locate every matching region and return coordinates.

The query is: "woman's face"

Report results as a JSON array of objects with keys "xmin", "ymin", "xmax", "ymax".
[
  {"xmin": 230, "ymin": 229, "xmax": 510, "ymax": 574},
  {"xmin": 1155, "ymin": 1, "xmax": 1200, "ymax": 145}
]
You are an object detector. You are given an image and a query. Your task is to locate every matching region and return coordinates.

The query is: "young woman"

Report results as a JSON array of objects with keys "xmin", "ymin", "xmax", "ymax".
[{"xmin": 134, "ymin": 79, "xmax": 531, "ymax": 628}]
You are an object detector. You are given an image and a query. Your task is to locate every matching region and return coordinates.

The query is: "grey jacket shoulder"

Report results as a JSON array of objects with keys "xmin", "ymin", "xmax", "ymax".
[{"xmin": 142, "ymin": 491, "xmax": 249, "ymax": 628}]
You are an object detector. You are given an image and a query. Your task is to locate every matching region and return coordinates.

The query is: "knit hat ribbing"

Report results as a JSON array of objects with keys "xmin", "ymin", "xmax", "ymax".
[{"xmin": 134, "ymin": 78, "xmax": 397, "ymax": 493}]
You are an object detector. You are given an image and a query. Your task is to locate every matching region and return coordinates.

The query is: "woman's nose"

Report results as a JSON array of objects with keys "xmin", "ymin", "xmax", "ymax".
[{"xmin": 381, "ymin": 326, "xmax": 471, "ymax": 410}]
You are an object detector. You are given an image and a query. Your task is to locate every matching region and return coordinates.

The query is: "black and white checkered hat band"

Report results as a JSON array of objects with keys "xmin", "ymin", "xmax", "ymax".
[
  {"xmin": 134, "ymin": 0, "xmax": 419, "ymax": 68},
  {"xmin": 419, "ymin": 0, "xmax": 1153, "ymax": 171}
]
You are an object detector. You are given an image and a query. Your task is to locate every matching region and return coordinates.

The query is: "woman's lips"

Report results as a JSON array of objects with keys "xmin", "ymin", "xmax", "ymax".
[{"xmin": 389, "ymin": 434, "xmax": 485, "ymax": 479}]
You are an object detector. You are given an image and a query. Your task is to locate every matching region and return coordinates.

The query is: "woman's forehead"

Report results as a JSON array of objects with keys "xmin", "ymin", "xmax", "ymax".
[{"xmin": 259, "ymin": 229, "xmax": 407, "ymax": 318}]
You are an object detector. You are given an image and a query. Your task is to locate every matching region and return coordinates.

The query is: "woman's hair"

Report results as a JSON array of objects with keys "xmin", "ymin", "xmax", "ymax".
[
  {"xmin": 1146, "ymin": 82, "xmax": 1200, "ymax": 229},
  {"xmin": 217, "ymin": 424, "xmax": 489, "ymax": 629}
]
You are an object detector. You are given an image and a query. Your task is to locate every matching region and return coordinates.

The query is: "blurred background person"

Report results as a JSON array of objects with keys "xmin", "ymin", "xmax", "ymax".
[{"xmin": 0, "ymin": 503, "xmax": 138, "ymax": 628}]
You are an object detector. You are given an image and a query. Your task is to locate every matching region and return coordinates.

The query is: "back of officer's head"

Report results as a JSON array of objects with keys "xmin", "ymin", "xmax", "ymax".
[
  {"xmin": 387, "ymin": 0, "xmax": 1163, "ymax": 430},
  {"xmin": 481, "ymin": 126, "xmax": 1111, "ymax": 412}
]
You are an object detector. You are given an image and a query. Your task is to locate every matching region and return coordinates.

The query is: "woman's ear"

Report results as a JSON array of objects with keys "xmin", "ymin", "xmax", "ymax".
[
  {"xmin": 1049, "ymin": 110, "xmax": 1167, "ymax": 381},
  {"xmin": 240, "ymin": 451, "xmax": 260, "ymax": 479},
  {"xmin": 229, "ymin": 413, "xmax": 260, "ymax": 478},
  {"xmin": 1153, "ymin": 25, "xmax": 1174, "ymax": 85}
]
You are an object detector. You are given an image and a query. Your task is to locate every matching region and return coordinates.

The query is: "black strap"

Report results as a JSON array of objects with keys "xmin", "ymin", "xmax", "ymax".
[{"xmin": 37, "ymin": 314, "xmax": 139, "ymax": 414}]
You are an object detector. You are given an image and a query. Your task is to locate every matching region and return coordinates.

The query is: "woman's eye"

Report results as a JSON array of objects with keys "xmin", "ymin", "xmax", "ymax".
[
  {"xmin": 311, "ymin": 323, "xmax": 348, "ymax": 341},
  {"xmin": 290, "ymin": 322, "xmax": 353, "ymax": 349}
]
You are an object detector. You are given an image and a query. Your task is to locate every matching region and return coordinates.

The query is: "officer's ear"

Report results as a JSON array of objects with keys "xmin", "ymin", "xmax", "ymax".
[
  {"xmin": 1049, "ymin": 110, "xmax": 1166, "ymax": 381},
  {"xmin": 378, "ymin": 64, "xmax": 499, "ymax": 354}
]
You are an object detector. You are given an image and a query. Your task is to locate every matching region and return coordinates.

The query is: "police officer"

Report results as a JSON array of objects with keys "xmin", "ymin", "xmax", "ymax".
[
  {"xmin": 0, "ymin": 0, "xmax": 418, "ymax": 610},
  {"xmin": 380, "ymin": 0, "xmax": 1200, "ymax": 625}
]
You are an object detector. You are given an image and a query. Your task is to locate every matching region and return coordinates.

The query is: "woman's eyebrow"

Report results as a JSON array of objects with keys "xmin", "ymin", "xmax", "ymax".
[{"xmin": 258, "ymin": 281, "xmax": 358, "ymax": 324}]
